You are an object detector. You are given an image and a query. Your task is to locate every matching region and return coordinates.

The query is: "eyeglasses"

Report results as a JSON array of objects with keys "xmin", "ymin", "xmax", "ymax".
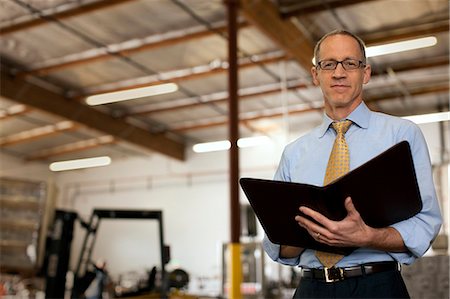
[{"xmin": 316, "ymin": 59, "xmax": 365, "ymax": 71}]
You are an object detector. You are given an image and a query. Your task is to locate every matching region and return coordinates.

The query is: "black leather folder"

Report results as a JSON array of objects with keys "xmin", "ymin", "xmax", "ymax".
[{"xmin": 240, "ymin": 141, "xmax": 422, "ymax": 255}]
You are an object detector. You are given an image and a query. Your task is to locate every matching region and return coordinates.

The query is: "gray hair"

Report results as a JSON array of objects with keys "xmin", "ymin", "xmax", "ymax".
[{"xmin": 313, "ymin": 29, "xmax": 367, "ymax": 65}]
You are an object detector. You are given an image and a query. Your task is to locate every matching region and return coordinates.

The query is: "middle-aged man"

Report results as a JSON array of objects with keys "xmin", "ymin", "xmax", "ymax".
[{"xmin": 262, "ymin": 29, "xmax": 442, "ymax": 298}]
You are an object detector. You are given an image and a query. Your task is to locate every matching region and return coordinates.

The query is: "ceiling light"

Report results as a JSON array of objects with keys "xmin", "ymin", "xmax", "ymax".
[
  {"xmin": 311, "ymin": 36, "xmax": 438, "ymax": 65},
  {"xmin": 402, "ymin": 111, "xmax": 449, "ymax": 124},
  {"xmin": 85, "ymin": 83, "xmax": 178, "ymax": 106},
  {"xmin": 193, "ymin": 140, "xmax": 231, "ymax": 153},
  {"xmin": 366, "ymin": 36, "xmax": 437, "ymax": 58},
  {"xmin": 193, "ymin": 136, "xmax": 271, "ymax": 153},
  {"xmin": 237, "ymin": 136, "xmax": 271, "ymax": 148},
  {"xmin": 49, "ymin": 156, "xmax": 111, "ymax": 172}
]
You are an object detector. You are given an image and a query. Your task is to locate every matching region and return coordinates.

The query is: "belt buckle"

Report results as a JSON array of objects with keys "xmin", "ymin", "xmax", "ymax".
[{"xmin": 324, "ymin": 267, "xmax": 344, "ymax": 283}]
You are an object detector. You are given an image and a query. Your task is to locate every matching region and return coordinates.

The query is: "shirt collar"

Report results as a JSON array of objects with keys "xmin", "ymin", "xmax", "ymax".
[{"xmin": 317, "ymin": 101, "xmax": 370, "ymax": 138}]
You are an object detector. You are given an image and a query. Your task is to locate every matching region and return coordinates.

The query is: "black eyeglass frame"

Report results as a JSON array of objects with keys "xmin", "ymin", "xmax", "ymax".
[{"xmin": 316, "ymin": 59, "xmax": 366, "ymax": 71}]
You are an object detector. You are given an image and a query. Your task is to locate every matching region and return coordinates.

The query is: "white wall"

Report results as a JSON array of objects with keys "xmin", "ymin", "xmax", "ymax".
[
  {"xmin": 51, "ymin": 139, "xmax": 285, "ymax": 285},
  {"xmin": 68, "ymin": 178, "xmax": 230, "ymax": 278}
]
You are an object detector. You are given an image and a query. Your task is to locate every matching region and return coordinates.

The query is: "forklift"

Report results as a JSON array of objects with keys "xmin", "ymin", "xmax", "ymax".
[{"xmin": 43, "ymin": 209, "xmax": 169, "ymax": 299}]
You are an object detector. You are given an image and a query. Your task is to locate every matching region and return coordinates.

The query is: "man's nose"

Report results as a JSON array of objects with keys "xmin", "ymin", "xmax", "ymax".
[{"xmin": 332, "ymin": 63, "xmax": 347, "ymax": 77}]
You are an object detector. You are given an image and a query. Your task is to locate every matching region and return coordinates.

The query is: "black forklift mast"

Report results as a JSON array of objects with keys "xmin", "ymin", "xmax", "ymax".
[
  {"xmin": 44, "ymin": 209, "xmax": 168, "ymax": 299},
  {"xmin": 72, "ymin": 209, "xmax": 168, "ymax": 298}
]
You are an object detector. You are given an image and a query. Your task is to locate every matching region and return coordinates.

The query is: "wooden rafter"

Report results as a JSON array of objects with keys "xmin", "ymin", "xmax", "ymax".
[
  {"xmin": 0, "ymin": 71, "xmax": 185, "ymax": 161},
  {"xmin": 0, "ymin": 0, "xmax": 446, "ymax": 157},
  {"xmin": 128, "ymin": 56, "xmax": 449, "ymax": 116},
  {"xmin": 0, "ymin": 0, "xmax": 138, "ymax": 35},
  {"xmin": 81, "ymin": 51, "xmax": 286, "ymax": 96},
  {"xmin": 239, "ymin": 0, "xmax": 314, "ymax": 70},
  {"xmin": 26, "ymin": 135, "xmax": 116, "ymax": 161},
  {"xmin": 130, "ymin": 81, "xmax": 308, "ymax": 116},
  {"xmin": 371, "ymin": 55, "xmax": 449, "ymax": 76},
  {"xmin": 360, "ymin": 19, "xmax": 449, "ymax": 45},
  {"xmin": 365, "ymin": 84, "xmax": 450, "ymax": 105},
  {"xmin": 170, "ymin": 83, "xmax": 450, "ymax": 132},
  {"xmin": 20, "ymin": 21, "xmax": 250, "ymax": 77},
  {"xmin": 0, "ymin": 104, "xmax": 31, "ymax": 120},
  {"xmin": 11, "ymin": 0, "xmax": 447, "ymax": 89},
  {"xmin": 279, "ymin": 0, "xmax": 374, "ymax": 18},
  {"xmin": 78, "ymin": 24, "xmax": 448, "ymax": 99},
  {"xmin": 0, "ymin": 121, "xmax": 77, "ymax": 146}
]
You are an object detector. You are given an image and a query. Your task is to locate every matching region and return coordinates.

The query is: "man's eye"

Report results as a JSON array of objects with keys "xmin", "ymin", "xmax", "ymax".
[
  {"xmin": 345, "ymin": 60, "xmax": 358, "ymax": 67},
  {"xmin": 322, "ymin": 61, "xmax": 335, "ymax": 68}
]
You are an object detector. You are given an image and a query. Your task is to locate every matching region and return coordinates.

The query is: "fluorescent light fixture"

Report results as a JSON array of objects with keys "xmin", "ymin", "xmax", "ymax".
[
  {"xmin": 49, "ymin": 156, "xmax": 111, "ymax": 171},
  {"xmin": 402, "ymin": 111, "xmax": 449, "ymax": 124},
  {"xmin": 366, "ymin": 36, "xmax": 437, "ymax": 58},
  {"xmin": 193, "ymin": 136, "xmax": 271, "ymax": 153},
  {"xmin": 312, "ymin": 36, "xmax": 437, "ymax": 65},
  {"xmin": 86, "ymin": 83, "xmax": 178, "ymax": 105},
  {"xmin": 193, "ymin": 140, "xmax": 231, "ymax": 153}
]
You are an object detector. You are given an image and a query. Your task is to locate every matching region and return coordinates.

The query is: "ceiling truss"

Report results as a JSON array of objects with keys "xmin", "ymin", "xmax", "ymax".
[{"xmin": 0, "ymin": 0, "xmax": 448, "ymax": 162}]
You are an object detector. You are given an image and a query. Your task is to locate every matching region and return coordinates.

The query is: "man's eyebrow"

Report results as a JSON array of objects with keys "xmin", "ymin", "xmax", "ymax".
[{"xmin": 319, "ymin": 55, "xmax": 360, "ymax": 61}]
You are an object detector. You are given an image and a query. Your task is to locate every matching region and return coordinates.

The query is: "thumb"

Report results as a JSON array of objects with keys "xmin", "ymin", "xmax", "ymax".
[{"xmin": 344, "ymin": 197, "xmax": 356, "ymax": 214}]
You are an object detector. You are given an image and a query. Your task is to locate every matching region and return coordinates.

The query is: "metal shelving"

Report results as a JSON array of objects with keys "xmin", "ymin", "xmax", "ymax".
[{"xmin": 0, "ymin": 177, "xmax": 47, "ymax": 274}]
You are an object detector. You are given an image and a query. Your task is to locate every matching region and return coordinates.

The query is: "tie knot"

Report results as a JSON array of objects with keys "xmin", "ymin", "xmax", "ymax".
[{"xmin": 332, "ymin": 120, "xmax": 352, "ymax": 135}]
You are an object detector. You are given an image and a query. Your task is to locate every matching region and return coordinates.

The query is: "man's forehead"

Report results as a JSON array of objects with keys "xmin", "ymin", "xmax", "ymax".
[
  {"xmin": 321, "ymin": 34, "xmax": 359, "ymax": 46},
  {"xmin": 319, "ymin": 35, "xmax": 362, "ymax": 57}
]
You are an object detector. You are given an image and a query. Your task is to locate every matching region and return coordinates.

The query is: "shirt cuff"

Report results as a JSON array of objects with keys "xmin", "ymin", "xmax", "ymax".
[{"xmin": 391, "ymin": 219, "xmax": 428, "ymax": 258}]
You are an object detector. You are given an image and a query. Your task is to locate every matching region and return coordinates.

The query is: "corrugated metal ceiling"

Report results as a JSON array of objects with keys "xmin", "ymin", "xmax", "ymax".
[{"xmin": 0, "ymin": 0, "xmax": 448, "ymax": 164}]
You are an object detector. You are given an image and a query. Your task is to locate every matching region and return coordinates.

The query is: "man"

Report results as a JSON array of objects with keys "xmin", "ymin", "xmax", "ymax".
[{"xmin": 263, "ymin": 30, "xmax": 442, "ymax": 298}]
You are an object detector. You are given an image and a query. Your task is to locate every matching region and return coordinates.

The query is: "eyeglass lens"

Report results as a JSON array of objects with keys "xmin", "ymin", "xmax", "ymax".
[{"xmin": 318, "ymin": 60, "xmax": 362, "ymax": 70}]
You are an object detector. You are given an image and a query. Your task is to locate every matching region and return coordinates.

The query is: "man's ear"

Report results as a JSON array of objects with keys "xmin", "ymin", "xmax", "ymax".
[
  {"xmin": 311, "ymin": 66, "xmax": 319, "ymax": 86},
  {"xmin": 363, "ymin": 64, "xmax": 371, "ymax": 84}
]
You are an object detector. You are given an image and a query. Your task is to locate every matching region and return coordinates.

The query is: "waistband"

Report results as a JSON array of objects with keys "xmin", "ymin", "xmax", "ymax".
[{"xmin": 300, "ymin": 261, "xmax": 400, "ymax": 283}]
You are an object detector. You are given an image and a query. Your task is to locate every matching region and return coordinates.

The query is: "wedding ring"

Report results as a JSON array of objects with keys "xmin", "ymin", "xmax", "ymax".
[{"xmin": 316, "ymin": 232, "xmax": 321, "ymax": 238}]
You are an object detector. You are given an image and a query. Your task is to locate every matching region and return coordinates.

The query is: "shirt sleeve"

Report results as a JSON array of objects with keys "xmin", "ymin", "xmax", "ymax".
[
  {"xmin": 262, "ymin": 235, "xmax": 301, "ymax": 266},
  {"xmin": 273, "ymin": 147, "xmax": 291, "ymax": 182},
  {"xmin": 262, "ymin": 147, "xmax": 303, "ymax": 265},
  {"xmin": 390, "ymin": 124, "xmax": 442, "ymax": 263}
]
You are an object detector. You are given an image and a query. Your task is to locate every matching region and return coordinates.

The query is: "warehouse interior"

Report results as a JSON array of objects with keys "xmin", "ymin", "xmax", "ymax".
[{"xmin": 0, "ymin": 0, "xmax": 449, "ymax": 298}]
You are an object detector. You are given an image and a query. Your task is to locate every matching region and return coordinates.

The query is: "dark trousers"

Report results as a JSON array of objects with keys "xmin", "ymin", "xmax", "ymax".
[{"xmin": 293, "ymin": 269, "xmax": 410, "ymax": 298}]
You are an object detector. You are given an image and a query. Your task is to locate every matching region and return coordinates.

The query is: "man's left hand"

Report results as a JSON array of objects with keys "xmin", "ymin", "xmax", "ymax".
[{"xmin": 295, "ymin": 197, "xmax": 374, "ymax": 248}]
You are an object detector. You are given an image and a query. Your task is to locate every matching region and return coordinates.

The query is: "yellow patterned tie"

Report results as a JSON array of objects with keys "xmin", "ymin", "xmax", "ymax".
[{"xmin": 316, "ymin": 120, "xmax": 352, "ymax": 268}]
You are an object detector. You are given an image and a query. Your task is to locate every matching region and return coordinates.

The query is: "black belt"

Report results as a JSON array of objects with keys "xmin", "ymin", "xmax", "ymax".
[{"xmin": 301, "ymin": 262, "xmax": 400, "ymax": 283}]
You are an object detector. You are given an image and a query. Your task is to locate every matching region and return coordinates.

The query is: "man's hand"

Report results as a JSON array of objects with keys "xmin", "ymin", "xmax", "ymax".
[{"xmin": 295, "ymin": 197, "xmax": 407, "ymax": 252}]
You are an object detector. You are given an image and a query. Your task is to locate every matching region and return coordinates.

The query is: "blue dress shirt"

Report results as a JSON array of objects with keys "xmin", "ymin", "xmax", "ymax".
[{"xmin": 263, "ymin": 102, "xmax": 442, "ymax": 268}]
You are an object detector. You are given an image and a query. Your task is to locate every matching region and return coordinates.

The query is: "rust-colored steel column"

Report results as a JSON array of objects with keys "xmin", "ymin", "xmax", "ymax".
[{"xmin": 226, "ymin": 0, "xmax": 242, "ymax": 298}]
